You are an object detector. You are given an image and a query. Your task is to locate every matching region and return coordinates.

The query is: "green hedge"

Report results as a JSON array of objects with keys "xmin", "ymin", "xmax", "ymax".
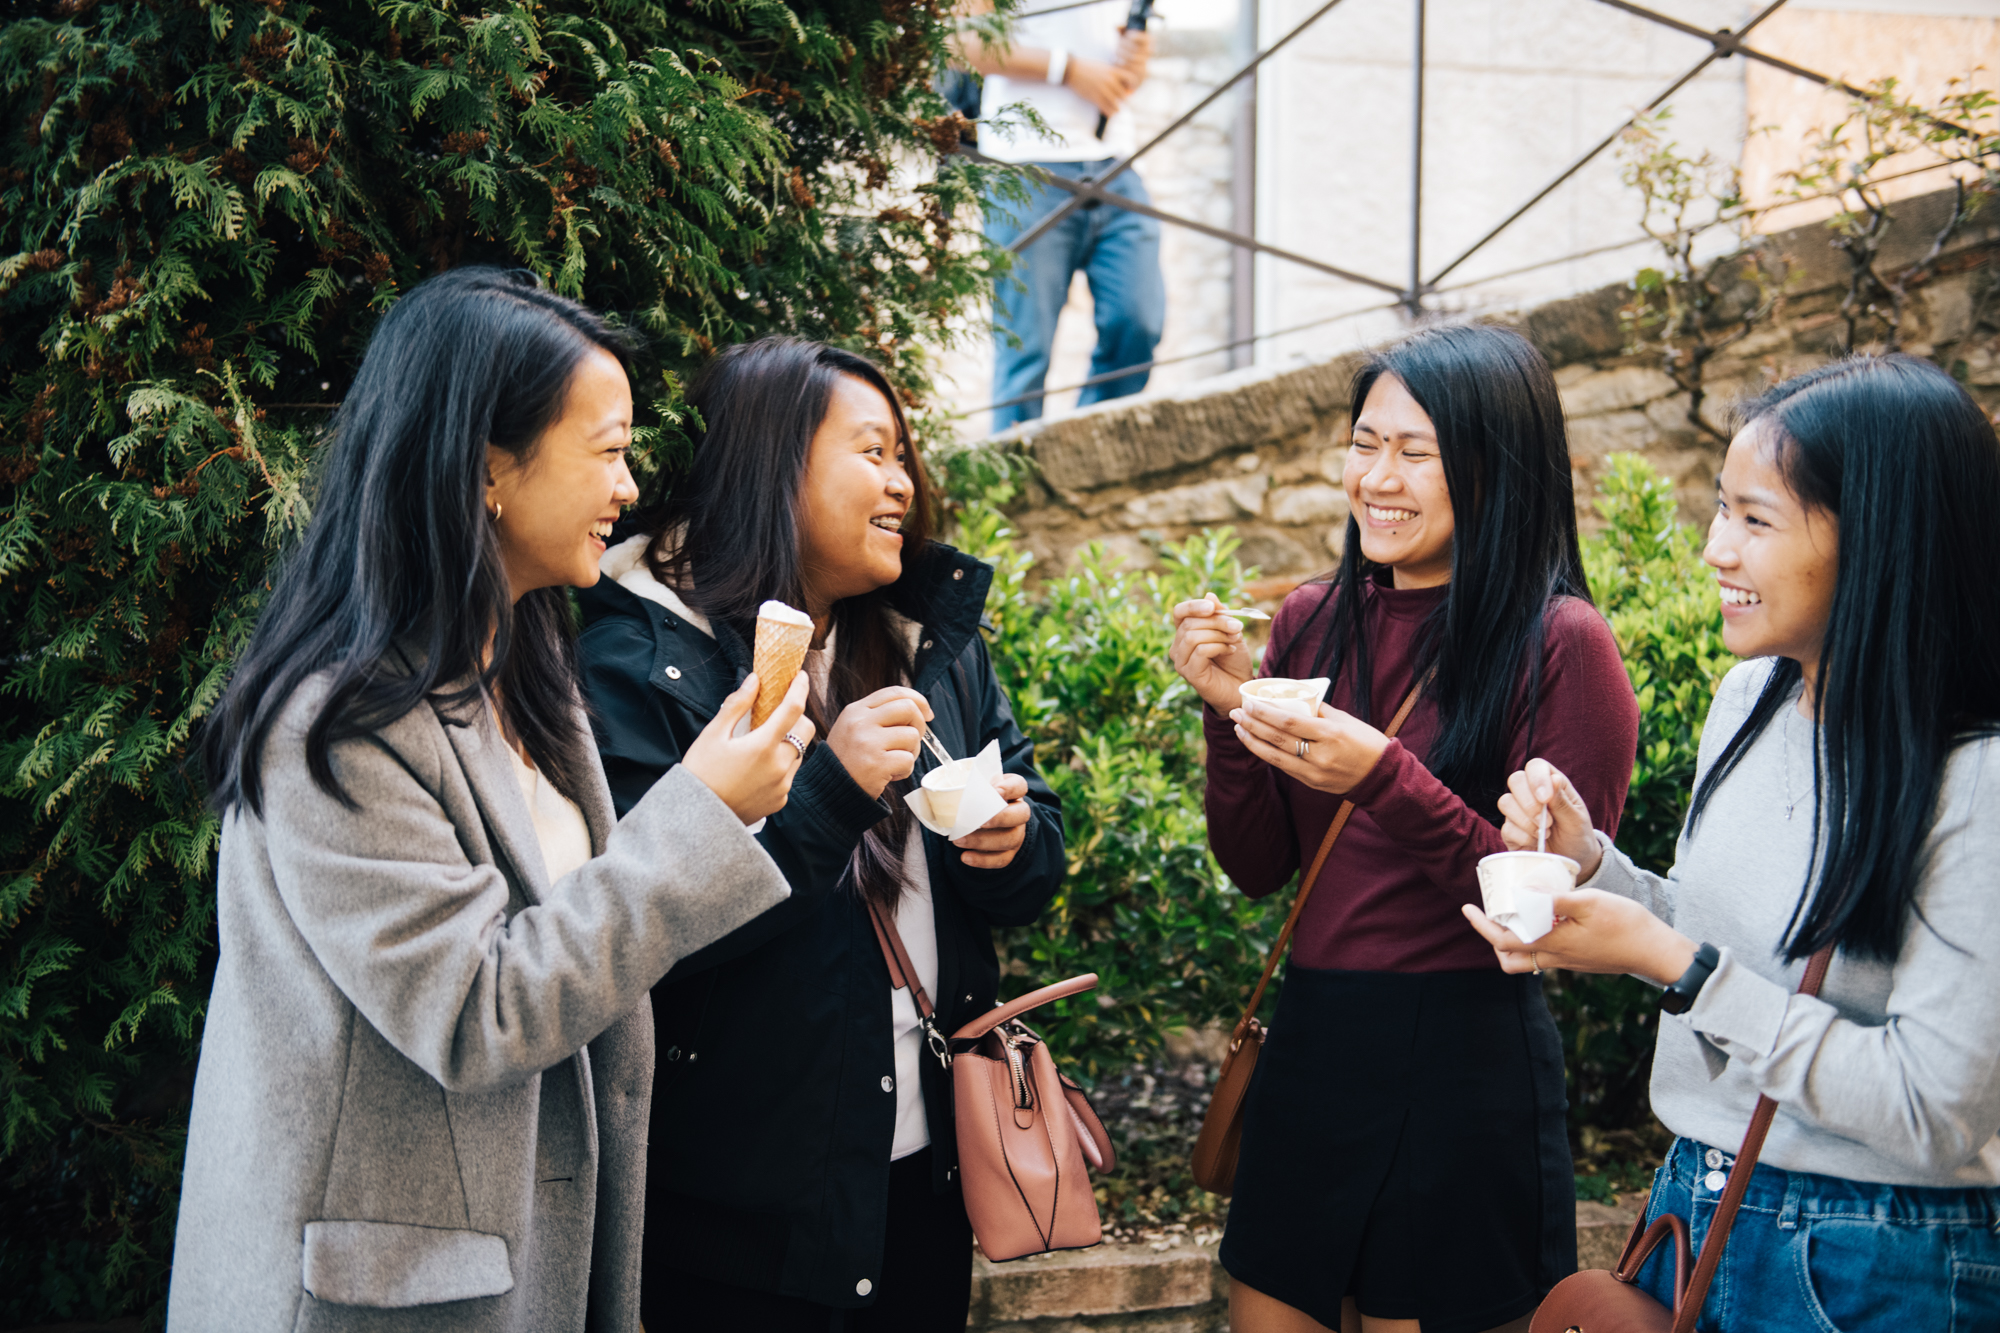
[
  {"xmin": 951, "ymin": 452, "xmax": 1731, "ymax": 1136},
  {"xmin": 0, "ymin": 0, "xmax": 996, "ymax": 1322}
]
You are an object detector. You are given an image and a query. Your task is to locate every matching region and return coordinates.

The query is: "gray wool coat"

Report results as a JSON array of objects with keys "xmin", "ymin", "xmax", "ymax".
[{"xmin": 167, "ymin": 674, "xmax": 791, "ymax": 1332}]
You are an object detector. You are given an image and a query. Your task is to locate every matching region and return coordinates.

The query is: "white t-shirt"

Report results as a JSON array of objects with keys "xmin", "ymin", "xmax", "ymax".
[
  {"xmin": 978, "ymin": 0, "xmax": 1138, "ymax": 162},
  {"xmin": 506, "ymin": 741, "xmax": 593, "ymax": 884},
  {"xmin": 803, "ymin": 632, "xmax": 941, "ymax": 1163}
]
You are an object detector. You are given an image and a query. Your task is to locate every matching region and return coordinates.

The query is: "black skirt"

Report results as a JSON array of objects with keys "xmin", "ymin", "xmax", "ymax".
[{"xmin": 1218, "ymin": 966, "xmax": 1575, "ymax": 1333}]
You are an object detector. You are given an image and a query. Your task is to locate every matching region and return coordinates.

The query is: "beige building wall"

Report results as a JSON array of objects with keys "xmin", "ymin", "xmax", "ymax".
[{"xmin": 1743, "ymin": 3, "xmax": 2000, "ymax": 233}]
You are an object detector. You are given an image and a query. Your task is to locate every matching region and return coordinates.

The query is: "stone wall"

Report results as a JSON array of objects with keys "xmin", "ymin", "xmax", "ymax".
[{"xmin": 983, "ymin": 187, "xmax": 2000, "ymax": 602}]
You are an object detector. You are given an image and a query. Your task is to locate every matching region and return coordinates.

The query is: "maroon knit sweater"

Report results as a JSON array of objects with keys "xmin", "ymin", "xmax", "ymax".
[{"xmin": 1204, "ymin": 577, "xmax": 1639, "ymax": 973}]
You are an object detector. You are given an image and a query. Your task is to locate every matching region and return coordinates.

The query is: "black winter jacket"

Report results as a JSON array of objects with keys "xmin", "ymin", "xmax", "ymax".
[{"xmin": 574, "ymin": 536, "xmax": 1065, "ymax": 1312}]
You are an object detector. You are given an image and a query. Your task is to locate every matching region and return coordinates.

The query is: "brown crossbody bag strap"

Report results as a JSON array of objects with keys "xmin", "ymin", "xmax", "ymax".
[{"xmin": 1189, "ymin": 674, "xmax": 1426, "ymax": 1194}]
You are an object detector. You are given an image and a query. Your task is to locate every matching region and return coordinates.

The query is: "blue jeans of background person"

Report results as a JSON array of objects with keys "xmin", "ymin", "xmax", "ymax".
[
  {"xmin": 984, "ymin": 160, "xmax": 1165, "ymax": 434},
  {"xmin": 1631, "ymin": 1136, "xmax": 2000, "ymax": 1332}
]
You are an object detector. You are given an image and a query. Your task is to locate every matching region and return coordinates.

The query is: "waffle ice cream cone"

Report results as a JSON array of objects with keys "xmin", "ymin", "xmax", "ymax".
[{"xmin": 751, "ymin": 600, "xmax": 814, "ymax": 728}]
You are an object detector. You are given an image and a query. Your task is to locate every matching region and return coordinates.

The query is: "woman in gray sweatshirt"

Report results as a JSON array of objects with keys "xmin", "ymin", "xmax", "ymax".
[{"xmin": 1466, "ymin": 355, "xmax": 2000, "ymax": 1333}]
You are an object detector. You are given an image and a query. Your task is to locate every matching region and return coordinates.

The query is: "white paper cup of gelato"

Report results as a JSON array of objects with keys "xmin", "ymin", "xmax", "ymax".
[
  {"xmin": 1239, "ymin": 676, "xmax": 1331, "ymax": 717},
  {"xmin": 921, "ymin": 760, "xmax": 974, "ymax": 826},
  {"xmin": 1474, "ymin": 851, "xmax": 1579, "ymax": 945}
]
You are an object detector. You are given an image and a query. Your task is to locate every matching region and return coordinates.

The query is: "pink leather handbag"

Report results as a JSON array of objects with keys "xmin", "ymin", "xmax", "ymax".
[{"xmin": 867, "ymin": 902, "xmax": 1114, "ymax": 1262}]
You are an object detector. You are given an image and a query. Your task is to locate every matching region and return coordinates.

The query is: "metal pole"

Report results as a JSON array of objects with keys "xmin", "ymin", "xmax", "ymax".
[
  {"xmin": 1406, "ymin": 0, "xmax": 1425, "ymax": 315},
  {"xmin": 1231, "ymin": 0, "xmax": 1258, "ymax": 368}
]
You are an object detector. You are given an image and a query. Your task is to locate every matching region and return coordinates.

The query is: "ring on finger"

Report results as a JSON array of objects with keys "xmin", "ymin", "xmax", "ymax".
[
  {"xmin": 783, "ymin": 732, "xmax": 808, "ymax": 760},
  {"xmin": 1296, "ymin": 739, "xmax": 1309, "ymax": 760}
]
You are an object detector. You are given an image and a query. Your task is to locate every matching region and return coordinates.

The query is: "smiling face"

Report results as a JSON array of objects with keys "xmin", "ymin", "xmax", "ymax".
[
  {"xmin": 796, "ymin": 373, "xmax": 913, "ymax": 613},
  {"xmin": 1343, "ymin": 372, "xmax": 1456, "ymax": 589},
  {"xmin": 486, "ymin": 346, "xmax": 637, "ymax": 601},
  {"xmin": 1706, "ymin": 424, "xmax": 1840, "ymax": 696}
]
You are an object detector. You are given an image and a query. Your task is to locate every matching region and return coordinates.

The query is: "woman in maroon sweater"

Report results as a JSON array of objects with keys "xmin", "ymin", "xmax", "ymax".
[{"xmin": 1171, "ymin": 325, "xmax": 1639, "ymax": 1333}]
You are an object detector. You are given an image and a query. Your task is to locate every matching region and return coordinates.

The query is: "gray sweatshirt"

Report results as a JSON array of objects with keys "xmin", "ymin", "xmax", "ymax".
[{"xmin": 1584, "ymin": 658, "xmax": 2000, "ymax": 1187}]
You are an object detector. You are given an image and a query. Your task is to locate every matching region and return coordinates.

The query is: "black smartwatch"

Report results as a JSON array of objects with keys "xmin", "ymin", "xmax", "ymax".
[{"xmin": 1660, "ymin": 942, "xmax": 1721, "ymax": 1015}]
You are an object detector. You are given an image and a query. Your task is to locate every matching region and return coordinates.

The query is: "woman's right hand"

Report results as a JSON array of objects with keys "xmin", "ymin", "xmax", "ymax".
[
  {"xmin": 681, "ymin": 672, "xmax": 815, "ymax": 825},
  {"xmin": 1498, "ymin": 758, "xmax": 1603, "ymax": 880},
  {"xmin": 1169, "ymin": 597, "xmax": 1255, "ymax": 713},
  {"xmin": 826, "ymin": 686, "xmax": 932, "ymax": 800}
]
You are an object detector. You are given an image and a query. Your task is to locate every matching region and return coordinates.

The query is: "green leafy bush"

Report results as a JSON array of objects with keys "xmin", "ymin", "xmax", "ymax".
[
  {"xmin": 951, "ymin": 502, "xmax": 1271, "ymax": 1078},
  {"xmin": 0, "ymin": 0, "xmax": 998, "ymax": 1320}
]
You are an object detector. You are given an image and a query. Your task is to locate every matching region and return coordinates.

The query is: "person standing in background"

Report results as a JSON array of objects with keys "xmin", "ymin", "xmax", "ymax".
[{"xmin": 952, "ymin": 0, "xmax": 1165, "ymax": 434}]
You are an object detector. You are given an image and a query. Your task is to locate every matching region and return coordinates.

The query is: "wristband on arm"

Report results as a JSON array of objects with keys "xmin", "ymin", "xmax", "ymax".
[
  {"xmin": 1660, "ymin": 942, "xmax": 1721, "ymax": 1015},
  {"xmin": 1044, "ymin": 47, "xmax": 1069, "ymax": 86}
]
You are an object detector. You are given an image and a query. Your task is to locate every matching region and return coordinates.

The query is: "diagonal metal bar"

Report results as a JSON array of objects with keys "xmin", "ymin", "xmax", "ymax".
[
  {"xmin": 1424, "ymin": 0, "xmax": 1796, "ymax": 288},
  {"xmin": 964, "ymin": 146, "xmax": 1408, "ymax": 294},
  {"xmin": 1597, "ymin": 0, "xmax": 1975, "ymax": 139},
  {"xmin": 1003, "ymin": 0, "xmax": 1356, "ymax": 255}
]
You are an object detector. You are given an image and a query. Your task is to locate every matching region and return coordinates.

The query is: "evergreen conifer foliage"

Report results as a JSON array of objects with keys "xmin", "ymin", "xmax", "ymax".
[{"xmin": 0, "ymin": 0, "xmax": 997, "ymax": 1320}]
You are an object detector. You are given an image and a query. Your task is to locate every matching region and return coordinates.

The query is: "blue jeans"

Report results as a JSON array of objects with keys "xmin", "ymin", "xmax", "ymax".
[
  {"xmin": 1632, "ymin": 1136, "xmax": 2000, "ymax": 1332},
  {"xmin": 983, "ymin": 160, "xmax": 1165, "ymax": 434}
]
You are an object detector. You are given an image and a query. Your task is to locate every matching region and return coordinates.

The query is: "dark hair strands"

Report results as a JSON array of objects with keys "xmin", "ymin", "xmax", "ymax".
[
  {"xmin": 641, "ymin": 336, "xmax": 933, "ymax": 908},
  {"xmin": 1688, "ymin": 355, "xmax": 2000, "ymax": 963},
  {"xmin": 201, "ymin": 267, "xmax": 640, "ymax": 818},
  {"xmin": 1297, "ymin": 323, "xmax": 1591, "ymax": 817}
]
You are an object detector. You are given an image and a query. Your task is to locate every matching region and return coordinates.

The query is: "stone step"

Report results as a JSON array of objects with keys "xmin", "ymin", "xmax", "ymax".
[{"xmin": 966, "ymin": 1196, "xmax": 1647, "ymax": 1331}]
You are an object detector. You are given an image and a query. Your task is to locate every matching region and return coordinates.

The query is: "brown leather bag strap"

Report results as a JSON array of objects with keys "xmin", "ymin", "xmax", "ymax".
[
  {"xmin": 867, "ymin": 898, "xmax": 934, "ymax": 1020},
  {"xmin": 1670, "ymin": 942, "xmax": 1835, "ymax": 1333},
  {"xmin": 1233, "ymin": 675, "xmax": 1428, "ymax": 1026}
]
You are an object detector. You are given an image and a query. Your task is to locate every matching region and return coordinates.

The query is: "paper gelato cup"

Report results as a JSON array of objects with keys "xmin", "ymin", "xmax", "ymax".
[
  {"xmin": 1239, "ymin": 676, "xmax": 1331, "ymax": 717},
  {"xmin": 906, "ymin": 741, "xmax": 1009, "ymax": 840},
  {"xmin": 751, "ymin": 599, "xmax": 813, "ymax": 728},
  {"xmin": 1474, "ymin": 851, "xmax": 1578, "ymax": 945},
  {"xmin": 920, "ymin": 761, "xmax": 973, "ymax": 826}
]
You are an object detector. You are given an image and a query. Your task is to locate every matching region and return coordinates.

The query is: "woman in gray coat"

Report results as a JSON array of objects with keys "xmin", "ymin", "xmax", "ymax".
[{"xmin": 171, "ymin": 268, "xmax": 814, "ymax": 1332}]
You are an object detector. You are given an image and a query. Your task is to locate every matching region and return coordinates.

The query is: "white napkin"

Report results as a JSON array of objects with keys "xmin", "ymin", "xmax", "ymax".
[
  {"xmin": 906, "ymin": 740, "xmax": 1009, "ymax": 840},
  {"xmin": 1484, "ymin": 884, "xmax": 1556, "ymax": 944}
]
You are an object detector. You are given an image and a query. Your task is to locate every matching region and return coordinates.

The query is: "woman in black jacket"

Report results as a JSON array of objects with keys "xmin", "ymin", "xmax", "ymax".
[{"xmin": 575, "ymin": 336, "xmax": 1065, "ymax": 1331}]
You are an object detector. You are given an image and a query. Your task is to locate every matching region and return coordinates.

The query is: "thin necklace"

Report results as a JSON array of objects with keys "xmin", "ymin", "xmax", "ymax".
[{"xmin": 1780, "ymin": 705, "xmax": 1813, "ymax": 821}]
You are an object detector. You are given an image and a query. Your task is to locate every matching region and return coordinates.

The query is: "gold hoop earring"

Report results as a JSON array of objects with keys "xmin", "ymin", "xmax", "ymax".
[{"xmin": 489, "ymin": 502, "xmax": 503, "ymax": 523}]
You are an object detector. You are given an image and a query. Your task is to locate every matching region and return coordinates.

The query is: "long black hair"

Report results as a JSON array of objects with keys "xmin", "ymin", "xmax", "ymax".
[
  {"xmin": 1297, "ymin": 323, "xmax": 1589, "ymax": 815},
  {"xmin": 643, "ymin": 336, "xmax": 932, "ymax": 907},
  {"xmin": 203, "ymin": 267, "xmax": 639, "ymax": 816},
  {"xmin": 1687, "ymin": 355, "xmax": 2000, "ymax": 962}
]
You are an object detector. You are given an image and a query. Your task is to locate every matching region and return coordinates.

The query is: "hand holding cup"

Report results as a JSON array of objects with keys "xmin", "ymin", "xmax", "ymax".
[
  {"xmin": 1461, "ymin": 889, "xmax": 1697, "ymax": 986},
  {"xmin": 1230, "ymin": 693, "xmax": 1391, "ymax": 794},
  {"xmin": 1168, "ymin": 596, "xmax": 1256, "ymax": 712},
  {"xmin": 952, "ymin": 772, "xmax": 1032, "ymax": 869}
]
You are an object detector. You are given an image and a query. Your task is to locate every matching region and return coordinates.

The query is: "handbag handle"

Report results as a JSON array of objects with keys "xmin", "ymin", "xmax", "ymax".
[
  {"xmin": 1669, "ymin": 942, "xmax": 1835, "ymax": 1333},
  {"xmin": 1227, "ymin": 675, "xmax": 1428, "ymax": 1036},
  {"xmin": 868, "ymin": 895, "xmax": 1101, "ymax": 1043}
]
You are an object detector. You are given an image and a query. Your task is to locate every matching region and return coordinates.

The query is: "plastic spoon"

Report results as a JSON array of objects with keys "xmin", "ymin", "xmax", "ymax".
[
  {"xmin": 1537, "ymin": 808, "xmax": 1549, "ymax": 855},
  {"xmin": 920, "ymin": 726, "xmax": 955, "ymax": 769}
]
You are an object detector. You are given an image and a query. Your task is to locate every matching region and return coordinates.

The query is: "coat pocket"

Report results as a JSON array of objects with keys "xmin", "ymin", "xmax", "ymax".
[{"xmin": 301, "ymin": 1220, "xmax": 513, "ymax": 1307}]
